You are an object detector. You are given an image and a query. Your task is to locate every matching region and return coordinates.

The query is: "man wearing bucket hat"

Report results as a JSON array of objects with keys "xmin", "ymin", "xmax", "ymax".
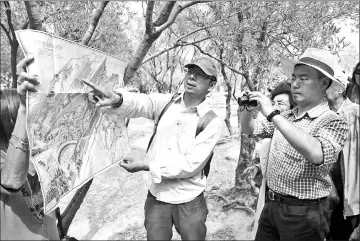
[
  {"xmin": 240, "ymin": 48, "xmax": 349, "ymax": 241},
  {"xmin": 83, "ymin": 56, "xmax": 222, "ymax": 240},
  {"xmin": 325, "ymin": 71, "xmax": 360, "ymax": 240}
]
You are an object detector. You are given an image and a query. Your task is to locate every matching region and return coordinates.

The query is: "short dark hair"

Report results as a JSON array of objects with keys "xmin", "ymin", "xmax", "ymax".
[
  {"xmin": 0, "ymin": 89, "xmax": 20, "ymax": 150},
  {"xmin": 271, "ymin": 81, "xmax": 296, "ymax": 108}
]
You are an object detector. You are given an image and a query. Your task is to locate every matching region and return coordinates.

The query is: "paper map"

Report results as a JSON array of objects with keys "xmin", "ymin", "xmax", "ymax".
[{"xmin": 15, "ymin": 30, "xmax": 131, "ymax": 214}]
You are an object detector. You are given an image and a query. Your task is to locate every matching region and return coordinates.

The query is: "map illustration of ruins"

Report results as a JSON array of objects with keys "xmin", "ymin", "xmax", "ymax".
[{"xmin": 16, "ymin": 30, "xmax": 131, "ymax": 214}]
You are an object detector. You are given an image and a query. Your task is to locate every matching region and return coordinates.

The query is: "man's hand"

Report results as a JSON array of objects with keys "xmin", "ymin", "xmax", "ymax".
[
  {"xmin": 119, "ymin": 156, "xmax": 149, "ymax": 173},
  {"xmin": 248, "ymin": 91, "xmax": 275, "ymax": 118},
  {"xmin": 243, "ymin": 165, "xmax": 260, "ymax": 179},
  {"xmin": 82, "ymin": 80, "xmax": 120, "ymax": 107}
]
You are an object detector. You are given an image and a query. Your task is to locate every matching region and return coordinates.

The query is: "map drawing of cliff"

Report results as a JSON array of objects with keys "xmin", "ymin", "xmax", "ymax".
[{"xmin": 16, "ymin": 30, "xmax": 131, "ymax": 214}]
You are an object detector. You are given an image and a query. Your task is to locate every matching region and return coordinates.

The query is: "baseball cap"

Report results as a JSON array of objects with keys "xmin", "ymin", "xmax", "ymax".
[{"xmin": 185, "ymin": 57, "xmax": 218, "ymax": 80}]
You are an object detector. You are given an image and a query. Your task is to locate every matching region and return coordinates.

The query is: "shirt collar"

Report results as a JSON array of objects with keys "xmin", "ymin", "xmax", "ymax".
[
  {"xmin": 290, "ymin": 100, "xmax": 330, "ymax": 119},
  {"xmin": 177, "ymin": 92, "xmax": 211, "ymax": 118}
]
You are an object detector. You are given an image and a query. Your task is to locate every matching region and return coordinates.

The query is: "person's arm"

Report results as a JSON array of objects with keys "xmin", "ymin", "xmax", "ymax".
[
  {"xmin": 271, "ymin": 114, "xmax": 348, "ymax": 165},
  {"xmin": 83, "ymin": 80, "xmax": 171, "ymax": 120},
  {"xmin": 112, "ymin": 90, "xmax": 171, "ymax": 120},
  {"xmin": 249, "ymin": 91, "xmax": 349, "ymax": 166},
  {"xmin": 1, "ymin": 105, "xmax": 29, "ymax": 192},
  {"xmin": 240, "ymin": 110, "xmax": 256, "ymax": 134},
  {"xmin": 149, "ymin": 117, "xmax": 222, "ymax": 182},
  {"xmin": 1, "ymin": 56, "xmax": 38, "ymax": 194}
]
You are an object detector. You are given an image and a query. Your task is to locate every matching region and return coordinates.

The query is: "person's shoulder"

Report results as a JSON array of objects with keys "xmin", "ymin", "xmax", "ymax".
[{"xmin": 343, "ymin": 100, "xmax": 359, "ymax": 117}]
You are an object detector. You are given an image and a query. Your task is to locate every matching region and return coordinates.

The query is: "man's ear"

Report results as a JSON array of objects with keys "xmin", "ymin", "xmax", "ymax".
[
  {"xmin": 208, "ymin": 80, "xmax": 216, "ymax": 91},
  {"xmin": 320, "ymin": 77, "xmax": 331, "ymax": 91}
]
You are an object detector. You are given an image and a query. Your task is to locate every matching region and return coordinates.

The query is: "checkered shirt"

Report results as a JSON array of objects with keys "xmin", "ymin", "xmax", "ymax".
[{"xmin": 253, "ymin": 101, "xmax": 349, "ymax": 199}]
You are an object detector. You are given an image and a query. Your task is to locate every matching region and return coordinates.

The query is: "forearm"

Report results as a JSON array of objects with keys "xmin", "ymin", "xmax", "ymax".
[
  {"xmin": 1, "ymin": 106, "xmax": 29, "ymax": 189},
  {"xmin": 114, "ymin": 91, "xmax": 168, "ymax": 120},
  {"xmin": 240, "ymin": 110, "xmax": 255, "ymax": 135},
  {"xmin": 271, "ymin": 114, "xmax": 324, "ymax": 165}
]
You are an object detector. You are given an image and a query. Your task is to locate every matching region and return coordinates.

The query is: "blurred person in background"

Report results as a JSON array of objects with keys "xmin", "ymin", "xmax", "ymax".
[
  {"xmin": 345, "ymin": 62, "xmax": 360, "ymax": 104},
  {"xmin": 326, "ymin": 70, "xmax": 360, "ymax": 241}
]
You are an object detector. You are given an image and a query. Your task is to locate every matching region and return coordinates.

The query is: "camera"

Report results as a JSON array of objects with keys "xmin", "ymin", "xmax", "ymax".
[{"xmin": 237, "ymin": 92, "xmax": 257, "ymax": 107}]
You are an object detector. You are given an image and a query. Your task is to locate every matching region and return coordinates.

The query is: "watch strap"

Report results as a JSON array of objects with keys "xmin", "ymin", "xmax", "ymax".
[
  {"xmin": 267, "ymin": 109, "xmax": 280, "ymax": 122},
  {"xmin": 111, "ymin": 92, "xmax": 123, "ymax": 109}
]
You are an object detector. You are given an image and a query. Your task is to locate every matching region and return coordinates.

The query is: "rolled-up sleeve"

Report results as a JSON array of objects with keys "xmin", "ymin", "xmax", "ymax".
[
  {"xmin": 314, "ymin": 116, "xmax": 348, "ymax": 166},
  {"xmin": 149, "ymin": 117, "xmax": 222, "ymax": 181}
]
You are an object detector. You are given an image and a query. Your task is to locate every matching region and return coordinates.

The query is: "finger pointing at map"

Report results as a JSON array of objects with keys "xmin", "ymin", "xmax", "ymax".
[{"xmin": 82, "ymin": 80, "xmax": 121, "ymax": 107}]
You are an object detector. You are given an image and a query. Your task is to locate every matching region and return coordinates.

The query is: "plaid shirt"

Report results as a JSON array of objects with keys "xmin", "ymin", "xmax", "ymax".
[{"xmin": 253, "ymin": 101, "xmax": 348, "ymax": 199}]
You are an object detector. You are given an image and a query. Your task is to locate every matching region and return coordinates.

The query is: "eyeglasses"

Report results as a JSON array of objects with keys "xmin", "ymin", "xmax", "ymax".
[
  {"xmin": 290, "ymin": 77, "xmax": 309, "ymax": 85},
  {"xmin": 185, "ymin": 67, "xmax": 209, "ymax": 79},
  {"xmin": 272, "ymin": 101, "xmax": 290, "ymax": 107}
]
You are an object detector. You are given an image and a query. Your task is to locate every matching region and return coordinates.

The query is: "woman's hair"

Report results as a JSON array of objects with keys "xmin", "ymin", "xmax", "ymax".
[
  {"xmin": 270, "ymin": 81, "xmax": 296, "ymax": 108},
  {"xmin": 0, "ymin": 89, "xmax": 20, "ymax": 149},
  {"xmin": 351, "ymin": 62, "xmax": 360, "ymax": 81}
]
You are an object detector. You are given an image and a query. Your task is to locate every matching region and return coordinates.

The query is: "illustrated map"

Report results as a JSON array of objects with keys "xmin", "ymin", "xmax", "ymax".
[{"xmin": 16, "ymin": 30, "xmax": 131, "ymax": 214}]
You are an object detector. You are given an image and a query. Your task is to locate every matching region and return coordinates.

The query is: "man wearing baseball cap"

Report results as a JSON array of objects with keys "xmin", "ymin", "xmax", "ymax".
[
  {"xmin": 83, "ymin": 56, "xmax": 222, "ymax": 240},
  {"xmin": 240, "ymin": 48, "xmax": 349, "ymax": 240},
  {"xmin": 325, "ymin": 71, "xmax": 359, "ymax": 240}
]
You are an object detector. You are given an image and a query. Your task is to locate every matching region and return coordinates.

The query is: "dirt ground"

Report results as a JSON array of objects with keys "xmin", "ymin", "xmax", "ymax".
[{"xmin": 58, "ymin": 91, "xmax": 257, "ymax": 240}]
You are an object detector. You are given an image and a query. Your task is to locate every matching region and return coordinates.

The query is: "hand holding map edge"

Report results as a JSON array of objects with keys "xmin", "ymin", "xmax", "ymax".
[
  {"xmin": 16, "ymin": 55, "xmax": 39, "ymax": 107},
  {"xmin": 82, "ymin": 79, "xmax": 121, "ymax": 107}
]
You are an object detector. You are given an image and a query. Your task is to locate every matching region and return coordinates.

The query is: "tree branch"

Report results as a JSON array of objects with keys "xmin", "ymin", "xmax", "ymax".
[
  {"xmin": 81, "ymin": 1, "xmax": 109, "ymax": 46},
  {"xmin": 3, "ymin": 1, "xmax": 15, "ymax": 43},
  {"xmin": 192, "ymin": 44, "xmax": 247, "ymax": 78},
  {"xmin": 24, "ymin": 1, "xmax": 45, "ymax": 31},
  {"xmin": 0, "ymin": 22, "xmax": 12, "ymax": 44},
  {"xmin": 155, "ymin": 1, "xmax": 208, "ymax": 34},
  {"xmin": 145, "ymin": 1, "xmax": 155, "ymax": 35},
  {"xmin": 153, "ymin": 1, "xmax": 176, "ymax": 27},
  {"xmin": 142, "ymin": 37, "xmax": 210, "ymax": 65}
]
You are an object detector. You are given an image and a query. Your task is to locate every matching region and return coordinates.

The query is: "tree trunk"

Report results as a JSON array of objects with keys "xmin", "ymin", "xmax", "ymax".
[
  {"xmin": 10, "ymin": 41, "xmax": 19, "ymax": 88},
  {"xmin": 220, "ymin": 64, "xmax": 233, "ymax": 136},
  {"xmin": 24, "ymin": 1, "xmax": 45, "ymax": 31},
  {"xmin": 123, "ymin": 34, "xmax": 159, "ymax": 86},
  {"xmin": 81, "ymin": 1, "xmax": 109, "ymax": 46}
]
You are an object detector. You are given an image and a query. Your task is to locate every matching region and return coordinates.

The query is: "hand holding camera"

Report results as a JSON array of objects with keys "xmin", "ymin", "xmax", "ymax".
[{"xmin": 238, "ymin": 91, "xmax": 275, "ymax": 118}]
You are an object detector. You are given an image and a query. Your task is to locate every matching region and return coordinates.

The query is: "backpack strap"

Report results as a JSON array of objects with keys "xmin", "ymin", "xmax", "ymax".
[
  {"xmin": 196, "ymin": 110, "xmax": 217, "ymax": 177},
  {"xmin": 146, "ymin": 93, "xmax": 181, "ymax": 153}
]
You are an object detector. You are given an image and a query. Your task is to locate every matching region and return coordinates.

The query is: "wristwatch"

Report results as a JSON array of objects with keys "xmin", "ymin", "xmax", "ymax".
[
  {"xmin": 266, "ymin": 109, "xmax": 280, "ymax": 122},
  {"xmin": 111, "ymin": 92, "xmax": 123, "ymax": 108}
]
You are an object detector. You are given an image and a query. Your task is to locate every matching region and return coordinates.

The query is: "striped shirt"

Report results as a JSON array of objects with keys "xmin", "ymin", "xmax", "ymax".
[{"xmin": 253, "ymin": 101, "xmax": 348, "ymax": 199}]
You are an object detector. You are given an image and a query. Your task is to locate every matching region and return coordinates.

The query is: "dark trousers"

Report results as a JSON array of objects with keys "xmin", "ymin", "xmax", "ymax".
[
  {"xmin": 255, "ymin": 191, "xmax": 333, "ymax": 241},
  {"xmin": 327, "ymin": 185, "xmax": 360, "ymax": 240},
  {"xmin": 144, "ymin": 191, "xmax": 208, "ymax": 241}
]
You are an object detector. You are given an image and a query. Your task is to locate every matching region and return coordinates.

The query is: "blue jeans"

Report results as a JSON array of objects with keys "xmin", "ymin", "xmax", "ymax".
[
  {"xmin": 144, "ymin": 191, "xmax": 208, "ymax": 240},
  {"xmin": 255, "ymin": 192, "xmax": 333, "ymax": 241}
]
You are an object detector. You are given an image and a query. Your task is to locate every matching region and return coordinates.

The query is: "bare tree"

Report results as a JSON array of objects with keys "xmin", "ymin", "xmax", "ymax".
[
  {"xmin": 0, "ymin": 1, "xmax": 28, "ymax": 88},
  {"xmin": 123, "ymin": 1, "xmax": 208, "ymax": 85}
]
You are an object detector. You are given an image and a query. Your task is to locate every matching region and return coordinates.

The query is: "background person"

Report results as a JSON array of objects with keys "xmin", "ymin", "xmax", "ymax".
[{"xmin": 326, "ymin": 71, "xmax": 360, "ymax": 240}]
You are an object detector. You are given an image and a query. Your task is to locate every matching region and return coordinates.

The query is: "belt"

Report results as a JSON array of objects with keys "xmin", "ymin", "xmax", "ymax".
[{"xmin": 266, "ymin": 188, "xmax": 327, "ymax": 205}]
